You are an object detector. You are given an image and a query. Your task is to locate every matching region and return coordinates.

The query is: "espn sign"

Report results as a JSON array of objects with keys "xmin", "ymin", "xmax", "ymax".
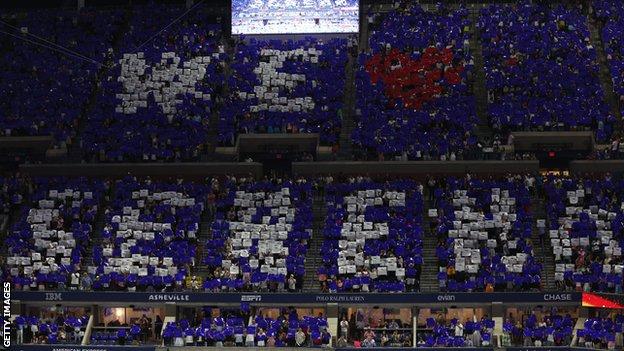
[{"xmin": 241, "ymin": 295, "xmax": 262, "ymax": 302}]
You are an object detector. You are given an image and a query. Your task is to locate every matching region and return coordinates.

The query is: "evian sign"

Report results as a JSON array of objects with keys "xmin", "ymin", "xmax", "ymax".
[{"xmin": 436, "ymin": 294, "xmax": 456, "ymax": 302}]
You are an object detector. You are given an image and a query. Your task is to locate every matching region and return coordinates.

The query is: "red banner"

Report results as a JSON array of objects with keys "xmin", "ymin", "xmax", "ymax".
[
  {"xmin": 365, "ymin": 47, "xmax": 463, "ymax": 110},
  {"xmin": 582, "ymin": 292, "xmax": 624, "ymax": 309}
]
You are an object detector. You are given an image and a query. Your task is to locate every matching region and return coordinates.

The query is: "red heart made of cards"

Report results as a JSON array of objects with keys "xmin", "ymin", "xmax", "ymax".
[{"xmin": 365, "ymin": 47, "xmax": 464, "ymax": 110}]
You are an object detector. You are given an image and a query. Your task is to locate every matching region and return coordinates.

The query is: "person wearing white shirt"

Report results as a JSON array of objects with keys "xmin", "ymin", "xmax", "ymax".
[
  {"xmin": 295, "ymin": 328, "xmax": 306, "ymax": 346},
  {"xmin": 546, "ymin": 331, "xmax": 555, "ymax": 346},
  {"xmin": 77, "ymin": 329, "xmax": 85, "ymax": 344},
  {"xmin": 235, "ymin": 329, "xmax": 244, "ymax": 346},
  {"xmin": 245, "ymin": 330, "xmax": 255, "ymax": 346},
  {"xmin": 340, "ymin": 317, "xmax": 349, "ymax": 339},
  {"xmin": 454, "ymin": 322, "xmax": 464, "ymax": 337},
  {"xmin": 70, "ymin": 272, "xmax": 80, "ymax": 290},
  {"xmin": 471, "ymin": 329, "xmax": 482, "ymax": 347},
  {"xmin": 288, "ymin": 274, "xmax": 297, "ymax": 292},
  {"xmin": 256, "ymin": 329, "xmax": 267, "ymax": 347},
  {"xmin": 185, "ymin": 331, "xmax": 194, "ymax": 346},
  {"xmin": 362, "ymin": 332, "xmax": 376, "ymax": 348}
]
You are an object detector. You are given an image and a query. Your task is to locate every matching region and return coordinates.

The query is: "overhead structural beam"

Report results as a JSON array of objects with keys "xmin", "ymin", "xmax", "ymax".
[{"xmin": 511, "ymin": 131, "xmax": 595, "ymax": 152}]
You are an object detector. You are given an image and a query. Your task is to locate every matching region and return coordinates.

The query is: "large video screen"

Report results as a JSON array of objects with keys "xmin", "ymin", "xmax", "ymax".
[{"xmin": 232, "ymin": 0, "xmax": 359, "ymax": 35}]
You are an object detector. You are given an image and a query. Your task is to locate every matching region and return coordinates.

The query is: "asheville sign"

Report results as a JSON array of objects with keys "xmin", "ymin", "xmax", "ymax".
[{"xmin": 11, "ymin": 291, "xmax": 581, "ymax": 305}]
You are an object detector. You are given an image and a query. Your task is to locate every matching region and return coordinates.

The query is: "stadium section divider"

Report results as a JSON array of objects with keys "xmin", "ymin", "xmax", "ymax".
[{"xmin": 12, "ymin": 291, "xmax": 581, "ymax": 305}]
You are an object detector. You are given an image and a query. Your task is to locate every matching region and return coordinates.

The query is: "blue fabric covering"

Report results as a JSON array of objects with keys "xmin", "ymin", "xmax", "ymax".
[
  {"xmin": 14, "ymin": 314, "xmax": 88, "ymax": 344},
  {"xmin": 91, "ymin": 177, "xmax": 207, "ymax": 290},
  {"xmin": 203, "ymin": 179, "xmax": 312, "ymax": 291},
  {"xmin": 353, "ymin": 4, "xmax": 477, "ymax": 158},
  {"xmin": 220, "ymin": 37, "xmax": 348, "ymax": 146},
  {"xmin": 319, "ymin": 180, "xmax": 424, "ymax": 292},
  {"xmin": 0, "ymin": 9, "xmax": 120, "ymax": 145},
  {"xmin": 577, "ymin": 315, "xmax": 624, "ymax": 345},
  {"xmin": 82, "ymin": 3, "xmax": 225, "ymax": 162},
  {"xmin": 596, "ymin": 1, "xmax": 624, "ymax": 118},
  {"xmin": 480, "ymin": 2, "xmax": 614, "ymax": 142},
  {"xmin": 544, "ymin": 175, "xmax": 624, "ymax": 292},
  {"xmin": 434, "ymin": 177, "xmax": 541, "ymax": 292},
  {"xmin": 5, "ymin": 177, "xmax": 104, "ymax": 286}
]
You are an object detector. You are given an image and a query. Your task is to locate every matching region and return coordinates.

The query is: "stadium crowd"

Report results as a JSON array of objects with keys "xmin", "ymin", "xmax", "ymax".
[
  {"xmin": 576, "ymin": 314, "xmax": 624, "ymax": 349},
  {"xmin": 418, "ymin": 316, "xmax": 494, "ymax": 347},
  {"xmin": 82, "ymin": 3, "xmax": 225, "ymax": 162},
  {"xmin": 501, "ymin": 311, "xmax": 575, "ymax": 347},
  {"xmin": 544, "ymin": 175, "xmax": 624, "ymax": 293},
  {"xmin": 432, "ymin": 176, "xmax": 542, "ymax": 292},
  {"xmin": 2, "ymin": 1, "xmax": 624, "ymax": 163},
  {"xmin": 11, "ymin": 314, "xmax": 89, "ymax": 345},
  {"xmin": 3, "ymin": 1, "xmax": 624, "ymax": 349},
  {"xmin": 480, "ymin": 2, "xmax": 614, "ymax": 142},
  {"xmin": 354, "ymin": 2, "xmax": 478, "ymax": 161},
  {"xmin": 2, "ymin": 173, "xmax": 624, "ymax": 294},
  {"xmin": 0, "ymin": 8, "xmax": 121, "ymax": 148},
  {"xmin": 319, "ymin": 179, "xmax": 424, "ymax": 292}
]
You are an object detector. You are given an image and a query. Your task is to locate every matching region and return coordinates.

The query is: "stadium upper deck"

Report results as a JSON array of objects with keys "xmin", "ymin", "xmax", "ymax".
[{"xmin": 0, "ymin": 0, "xmax": 623, "ymax": 163}]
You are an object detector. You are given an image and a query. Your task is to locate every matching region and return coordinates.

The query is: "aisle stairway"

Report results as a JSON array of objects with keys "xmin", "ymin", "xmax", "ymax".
[
  {"xmin": 531, "ymin": 195, "xmax": 556, "ymax": 291},
  {"xmin": 359, "ymin": 4, "xmax": 371, "ymax": 52},
  {"xmin": 194, "ymin": 203, "xmax": 215, "ymax": 279},
  {"xmin": 82, "ymin": 183, "xmax": 112, "ymax": 266},
  {"xmin": 337, "ymin": 47, "xmax": 357, "ymax": 160},
  {"xmin": 205, "ymin": 39, "xmax": 232, "ymax": 161},
  {"xmin": 66, "ymin": 7, "xmax": 133, "ymax": 163},
  {"xmin": 0, "ymin": 203, "xmax": 25, "ymax": 258},
  {"xmin": 303, "ymin": 193, "xmax": 326, "ymax": 291},
  {"xmin": 420, "ymin": 196, "xmax": 440, "ymax": 293},
  {"xmin": 588, "ymin": 16, "xmax": 623, "ymax": 131},
  {"xmin": 469, "ymin": 5, "xmax": 495, "ymax": 143}
]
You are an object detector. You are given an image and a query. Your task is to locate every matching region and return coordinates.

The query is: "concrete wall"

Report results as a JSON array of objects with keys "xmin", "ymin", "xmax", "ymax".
[
  {"xmin": 570, "ymin": 160, "xmax": 624, "ymax": 174},
  {"xmin": 0, "ymin": 136, "xmax": 52, "ymax": 150},
  {"xmin": 16, "ymin": 159, "xmax": 624, "ymax": 179},
  {"xmin": 512, "ymin": 131, "xmax": 594, "ymax": 151},
  {"xmin": 19, "ymin": 162, "xmax": 263, "ymax": 178},
  {"xmin": 293, "ymin": 161, "xmax": 540, "ymax": 176}
]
